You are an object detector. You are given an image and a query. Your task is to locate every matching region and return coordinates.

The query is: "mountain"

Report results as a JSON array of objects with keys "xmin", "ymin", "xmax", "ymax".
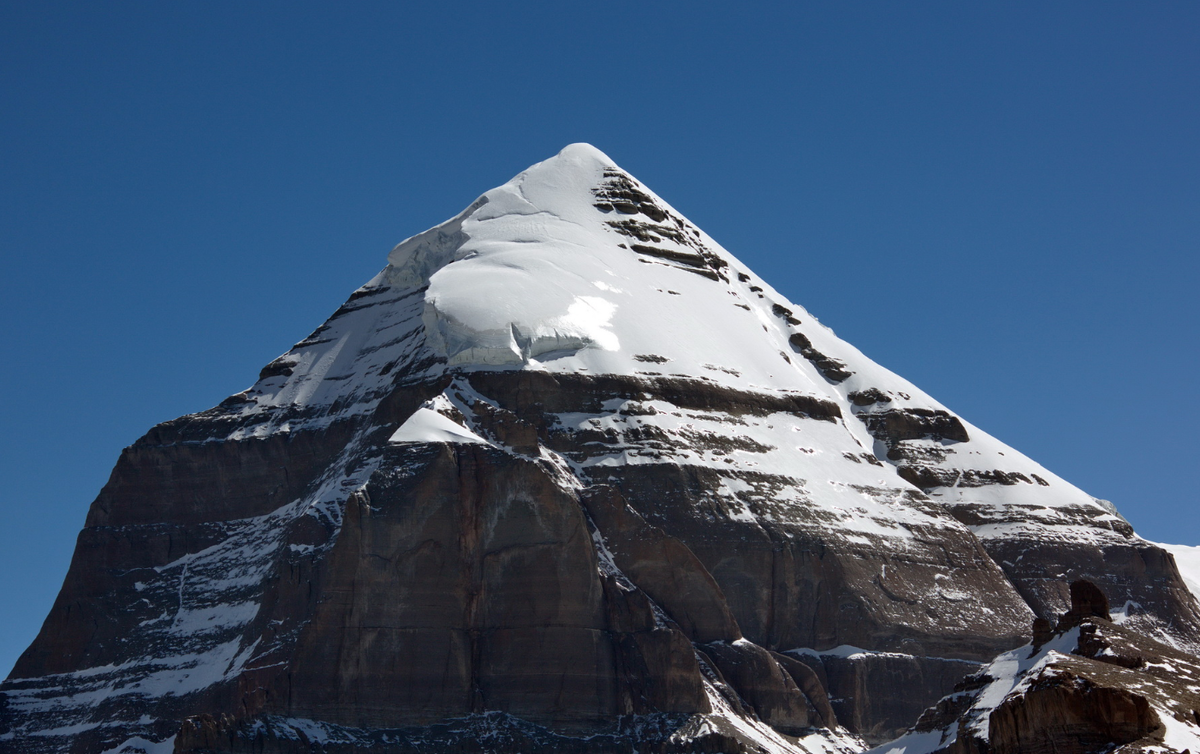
[{"xmin": 2, "ymin": 144, "xmax": 1197, "ymax": 754}]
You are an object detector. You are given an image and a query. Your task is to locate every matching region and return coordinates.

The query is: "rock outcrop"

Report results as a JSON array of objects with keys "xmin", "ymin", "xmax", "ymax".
[
  {"xmin": 2, "ymin": 145, "xmax": 1197, "ymax": 754},
  {"xmin": 875, "ymin": 580, "xmax": 1200, "ymax": 754}
]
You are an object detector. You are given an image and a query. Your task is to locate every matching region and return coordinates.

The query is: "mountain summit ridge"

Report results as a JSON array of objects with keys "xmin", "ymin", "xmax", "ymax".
[{"xmin": 3, "ymin": 145, "xmax": 1197, "ymax": 754}]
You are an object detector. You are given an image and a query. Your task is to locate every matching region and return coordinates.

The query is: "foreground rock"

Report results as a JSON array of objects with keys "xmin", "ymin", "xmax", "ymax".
[
  {"xmin": 875, "ymin": 580, "xmax": 1200, "ymax": 754},
  {"xmin": 2, "ymin": 145, "xmax": 1197, "ymax": 754}
]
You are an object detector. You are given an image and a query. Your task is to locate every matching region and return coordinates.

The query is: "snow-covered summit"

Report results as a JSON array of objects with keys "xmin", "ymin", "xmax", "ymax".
[
  {"xmin": 226, "ymin": 144, "xmax": 1121, "ymax": 537},
  {"xmin": 382, "ymin": 141, "xmax": 805, "ymax": 384}
]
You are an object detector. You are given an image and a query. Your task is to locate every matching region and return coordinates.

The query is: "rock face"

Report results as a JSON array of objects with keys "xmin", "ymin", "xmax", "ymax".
[
  {"xmin": 787, "ymin": 649, "xmax": 982, "ymax": 745},
  {"xmin": 876, "ymin": 581, "xmax": 1200, "ymax": 754},
  {"xmin": 2, "ymin": 144, "xmax": 1198, "ymax": 754}
]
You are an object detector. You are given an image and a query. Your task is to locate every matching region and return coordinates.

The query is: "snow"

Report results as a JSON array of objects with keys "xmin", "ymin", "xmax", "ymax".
[
  {"xmin": 697, "ymin": 677, "xmax": 863, "ymax": 754},
  {"xmin": 1160, "ymin": 712, "xmax": 1200, "ymax": 753},
  {"xmin": 168, "ymin": 601, "xmax": 260, "ymax": 635},
  {"xmin": 867, "ymin": 729, "xmax": 947, "ymax": 754},
  {"xmin": 99, "ymin": 736, "xmax": 177, "ymax": 754},
  {"xmin": 390, "ymin": 396, "xmax": 490, "ymax": 445},
  {"xmin": 551, "ymin": 398, "xmax": 947, "ymax": 540},
  {"xmin": 1154, "ymin": 541, "xmax": 1200, "ymax": 601},
  {"xmin": 786, "ymin": 645, "xmax": 980, "ymax": 667},
  {"xmin": 4, "ymin": 639, "xmax": 254, "ymax": 717},
  {"xmin": 970, "ymin": 631, "xmax": 1079, "ymax": 732},
  {"xmin": 413, "ymin": 144, "xmax": 829, "ymax": 389},
  {"xmin": 210, "ymin": 144, "xmax": 835, "ymax": 439}
]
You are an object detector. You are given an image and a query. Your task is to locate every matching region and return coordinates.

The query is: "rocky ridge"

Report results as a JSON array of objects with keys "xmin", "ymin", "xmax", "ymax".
[{"xmin": 2, "ymin": 145, "xmax": 1197, "ymax": 754}]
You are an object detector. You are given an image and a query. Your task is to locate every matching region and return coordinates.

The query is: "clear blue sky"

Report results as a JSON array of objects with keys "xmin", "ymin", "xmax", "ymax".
[{"xmin": 2, "ymin": 3, "xmax": 1197, "ymax": 676}]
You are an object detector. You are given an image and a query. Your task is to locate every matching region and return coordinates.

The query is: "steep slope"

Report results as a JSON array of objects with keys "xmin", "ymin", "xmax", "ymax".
[{"xmin": 2, "ymin": 144, "xmax": 1196, "ymax": 754}]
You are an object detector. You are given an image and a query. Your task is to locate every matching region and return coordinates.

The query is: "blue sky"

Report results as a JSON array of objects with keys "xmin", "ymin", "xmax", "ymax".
[{"xmin": 2, "ymin": 3, "xmax": 1197, "ymax": 675}]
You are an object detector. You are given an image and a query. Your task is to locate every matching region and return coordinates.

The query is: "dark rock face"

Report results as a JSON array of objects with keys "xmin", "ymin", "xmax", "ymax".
[
  {"xmin": 11, "ymin": 422, "xmax": 361, "ymax": 680},
  {"xmin": 790, "ymin": 652, "xmax": 982, "ymax": 746},
  {"xmin": 966, "ymin": 533, "xmax": 1200, "ymax": 649},
  {"xmin": 1059, "ymin": 580, "xmax": 1110, "ymax": 627},
  {"xmin": 11, "ymin": 364, "xmax": 1178, "ymax": 753},
  {"xmin": 579, "ymin": 485, "xmax": 742, "ymax": 645},
  {"xmin": 770, "ymin": 651, "xmax": 838, "ymax": 729},
  {"xmin": 457, "ymin": 371, "xmax": 1030, "ymax": 664},
  {"xmin": 702, "ymin": 641, "xmax": 811, "ymax": 735},
  {"xmin": 861, "ymin": 408, "xmax": 970, "ymax": 450},
  {"xmin": 787, "ymin": 332, "xmax": 853, "ymax": 383},
  {"xmin": 283, "ymin": 443, "xmax": 633, "ymax": 728}
]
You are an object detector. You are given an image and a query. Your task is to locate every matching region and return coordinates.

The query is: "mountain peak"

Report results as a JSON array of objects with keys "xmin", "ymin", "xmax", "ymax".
[
  {"xmin": 384, "ymin": 142, "xmax": 621, "ymax": 293},
  {"xmin": 555, "ymin": 141, "xmax": 615, "ymax": 161},
  {"xmin": 380, "ymin": 142, "xmax": 839, "ymax": 389}
]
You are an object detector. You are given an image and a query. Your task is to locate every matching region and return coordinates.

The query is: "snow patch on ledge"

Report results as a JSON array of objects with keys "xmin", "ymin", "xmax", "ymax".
[
  {"xmin": 99, "ymin": 735, "xmax": 176, "ymax": 754},
  {"xmin": 786, "ymin": 645, "xmax": 980, "ymax": 664},
  {"xmin": 389, "ymin": 396, "xmax": 491, "ymax": 445}
]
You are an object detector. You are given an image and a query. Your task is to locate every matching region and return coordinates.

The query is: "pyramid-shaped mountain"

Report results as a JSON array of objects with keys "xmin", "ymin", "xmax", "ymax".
[{"xmin": 3, "ymin": 144, "xmax": 1197, "ymax": 754}]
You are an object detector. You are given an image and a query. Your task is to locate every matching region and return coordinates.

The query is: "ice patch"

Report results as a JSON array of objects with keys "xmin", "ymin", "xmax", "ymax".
[
  {"xmin": 869, "ymin": 729, "xmax": 950, "ymax": 754},
  {"xmin": 99, "ymin": 736, "xmax": 177, "ymax": 754}
]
